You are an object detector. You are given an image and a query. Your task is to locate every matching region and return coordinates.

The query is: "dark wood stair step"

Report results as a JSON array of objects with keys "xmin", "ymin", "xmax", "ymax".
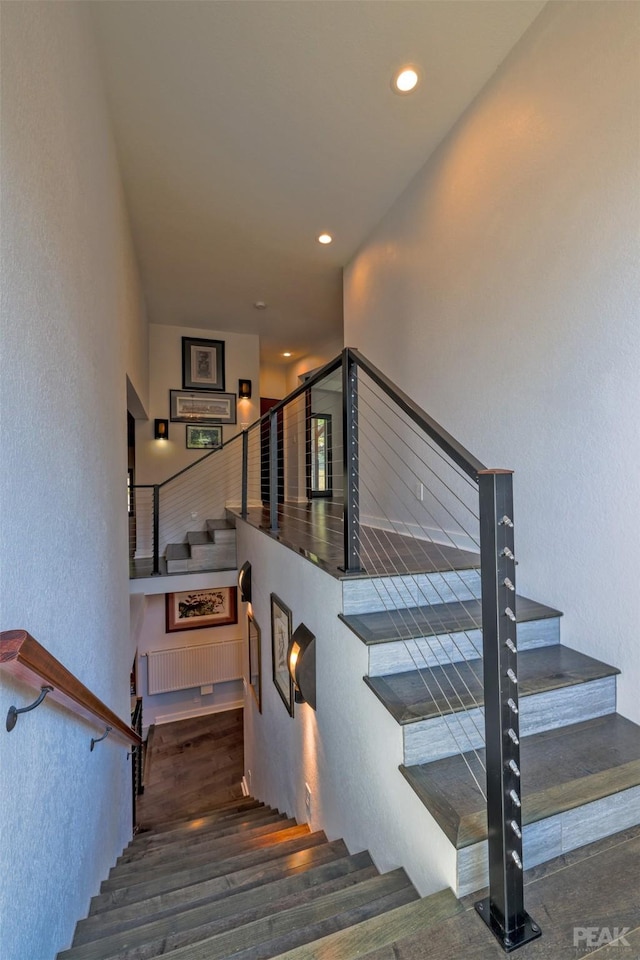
[
  {"xmin": 400, "ymin": 713, "xmax": 640, "ymax": 849},
  {"xmin": 77, "ymin": 839, "xmax": 349, "ymax": 940},
  {"xmin": 129, "ymin": 802, "xmax": 270, "ymax": 850},
  {"xmin": 268, "ymin": 889, "xmax": 464, "ymax": 960},
  {"xmin": 105, "ymin": 817, "xmax": 298, "ymax": 886},
  {"xmin": 118, "ymin": 810, "xmax": 287, "ymax": 867},
  {"xmin": 134, "ymin": 869, "xmax": 417, "ymax": 960},
  {"xmin": 60, "ymin": 855, "xmax": 377, "ymax": 960},
  {"xmin": 89, "ymin": 826, "xmax": 318, "ymax": 913},
  {"xmin": 364, "ymin": 643, "xmax": 618, "ymax": 724},
  {"xmin": 340, "ymin": 595, "xmax": 562, "ymax": 646}
]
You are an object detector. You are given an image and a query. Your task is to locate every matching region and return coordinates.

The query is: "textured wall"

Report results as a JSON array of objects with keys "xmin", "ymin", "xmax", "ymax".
[
  {"xmin": 238, "ymin": 521, "xmax": 455, "ymax": 897},
  {"xmin": 344, "ymin": 2, "xmax": 640, "ymax": 722},
  {"xmin": 0, "ymin": 4, "xmax": 148, "ymax": 957}
]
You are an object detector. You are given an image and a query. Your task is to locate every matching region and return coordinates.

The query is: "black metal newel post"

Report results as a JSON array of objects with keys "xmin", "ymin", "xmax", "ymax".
[
  {"xmin": 342, "ymin": 349, "xmax": 362, "ymax": 573},
  {"xmin": 475, "ymin": 469, "xmax": 541, "ymax": 952},
  {"xmin": 269, "ymin": 409, "xmax": 279, "ymax": 533},
  {"xmin": 152, "ymin": 484, "xmax": 160, "ymax": 576},
  {"xmin": 241, "ymin": 429, "xmax": 249, "ymax": 519}
]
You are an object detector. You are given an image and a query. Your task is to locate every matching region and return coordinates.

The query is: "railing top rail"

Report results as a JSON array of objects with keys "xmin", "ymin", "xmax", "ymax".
[
  {"xmin": 348, "ymin": 348, "xmax": 487, "ymax": 480},
  {"xmin": 157, "ymin": 429, "xmax": 244, "ymax": 489},
  {"xmin": 0, "ymin": 630, "xmax": 143, "ymax": 746}
]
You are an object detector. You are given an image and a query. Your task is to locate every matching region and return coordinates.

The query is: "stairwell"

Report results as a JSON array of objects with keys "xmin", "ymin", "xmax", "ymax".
[{"xmin": 165, "ymin": 519, "xmax": 237, "ymax": 573}]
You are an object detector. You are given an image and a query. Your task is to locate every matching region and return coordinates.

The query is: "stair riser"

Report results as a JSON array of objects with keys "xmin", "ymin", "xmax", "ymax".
[
  {"xmin": 456, "ymin": 783, "xmax": 640, "ymax": 897},
  {"xmin": 342, "ymin": 568, "xmax": 481, "ymax": 616},
  {"xmin": 190, "ymin": 543, "xmax": 236, "ymax": 561},
  {"xmin": 367, "ymin": 618, "xmax": 561, "ymax": 676},
  {"xmin": 403, "ymin": 675, "xmax": 616, "ymax": 765}
]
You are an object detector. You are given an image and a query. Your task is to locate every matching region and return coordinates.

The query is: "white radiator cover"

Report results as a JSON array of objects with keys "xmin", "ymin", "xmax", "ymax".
[{"xmin": 146, "ymin": 639, "xmax": 243, "ymax": 694}]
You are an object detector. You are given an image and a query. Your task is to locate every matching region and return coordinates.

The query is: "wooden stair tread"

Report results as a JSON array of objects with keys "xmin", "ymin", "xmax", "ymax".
[
  {"xmin": 340, "ymin": 595, "xmax": 562, "ymax": 646},
  {"xmin": 130, "ymin": 803, "xmax": 270, "ymax": 849},
  {"xmin": 165, "ymin": 543, "xmax": 190, "ymax": 560},
  {"xmin": 364, "ymin": 644, "xmax": 619, "ymax": 724},
  {"xmin": 60, "ymin": 856, "xmax": 377, "ymax": 960},
  {"xmin": 400, "ymin": 713, "xmax": 640, "ymax": 848},
  {"xmin": 142, "ymin": 869, "xmax": 416, "ymax": 960},
  {"xmin": 104, "ymin": 817, "xmax": 299, "ymax": 886},
  {"xmin": 139, "ymin": 797, "xmax": 262, "ymax": 835},
  {"xmin": 89, "ymin": 826, "xmax": 320, "ymax": 912},
  {"xmin": 267, "ymin": 889, "xmax": 463, "ymax": 960},
  {"xmin": 78, "ymin": 840, "xmax": 349, "ymax": 939}
]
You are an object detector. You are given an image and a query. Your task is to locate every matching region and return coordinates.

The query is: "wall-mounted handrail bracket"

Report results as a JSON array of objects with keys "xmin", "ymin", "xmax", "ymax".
[
  {"xmin": 6, "ymin": 685, "xmax": 54, "ymax": 732},
  {"xmin": 90, "ymin": 725, "xmax": 112, "ymax": 752}
]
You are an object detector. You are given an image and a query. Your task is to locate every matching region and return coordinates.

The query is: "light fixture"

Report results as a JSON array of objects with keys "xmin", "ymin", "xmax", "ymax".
[
  {"xmin": 318, "ymin": 233, "xmax": 332, "ymax": 245},
  {"xmin": 154, "ymin": 419, "xmax": 169, "ymax": 440},
  {"xmin": 283, "ymin": 352, "xmax": 292, "ymax": 358},
  {"xmin": 253, "ymin": 301, "xmax": 267, "ymax": 310},
  {"xmin": 287, "ymin": 623, "xmax": 316, "ymax": 709},
  {"xmin": 392, "ymin": 65, "xmax": 420, "ymax": 95},
  {"xmin": 238, "ymin": 561, "xmax": 252, "ymax": 603},
  {"xmin": 238, "ymin": 379, "xmax": 252, "ymax": 400}
]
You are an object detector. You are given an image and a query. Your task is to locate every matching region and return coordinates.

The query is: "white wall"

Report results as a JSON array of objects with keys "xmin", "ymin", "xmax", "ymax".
[
  {"xmin": 0, "ymin": 4, "xmax": 148, "ymax": 959},
  {"xmin": 238, "ymin": 521, "xmax": 455, "ymax": 897},
  {"xmin": 344, "ymin": 1, "xmax": 640, "ymax": 722}
]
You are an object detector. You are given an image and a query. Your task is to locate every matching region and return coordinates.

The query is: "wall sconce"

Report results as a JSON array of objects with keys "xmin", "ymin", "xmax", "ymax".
[
  {"xmin": 154, "ymin": 419, "xmax": 169, "ymax": 440},
  {"xmin": 238, "ymin": 379, "xmax": 252, "ymax": 399},
  {"xmin": 238, "ymin": 561, "xmax": 252, "ymax": 603},
  {"xmin": 287, "ymin": 623, "xmax": 316, "ymax": 709}
]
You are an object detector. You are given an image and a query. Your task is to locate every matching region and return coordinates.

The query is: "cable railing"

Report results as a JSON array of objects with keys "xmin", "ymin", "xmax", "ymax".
[{"xmin": 127, "ymin": 346, "xmax": 539, "ymax": 950}]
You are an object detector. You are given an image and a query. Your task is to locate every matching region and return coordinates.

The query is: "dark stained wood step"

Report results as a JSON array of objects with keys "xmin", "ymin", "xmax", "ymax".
[
  {"xmin": 340, "ymin": 595, "xmax": 562, "ymax": 646},
  {"xmin": 104, "ymin": 817, "xmax": 298, "ymax": 886},
  {"xmin": 130, "ymin": 802, "xmax": 270, "ymax": 850},
  {"xmin": 89, "ymin": 826, "xmax": 318, "ymax": 913},
  {"xmin": 364, "ymin": 644, "xmax": 618, "ymax": 724},
  {"xmin": 117, "ymin": 810, "xmax": 287, "ymax": 867},
  {"xmin": 77, "ymin": 839, "xmax": 350, "ymax": 940},
  {"xmin": 268, "ymin": 889, "xmax": 464, "ymax": 960},
  {"xmin": 138, "ymin": 869, "xmax": 417, "ymax": 960},
  {"xmin": 357, "ymin": 830, "xmax": 640, "ymax": 960},
  {"xmin": 60, "ymin": 856, "xmax": 377, "ymax": 960},
  {"xmin": 400, "ymin": 713, "xmax": 640, "ymax": 849}
]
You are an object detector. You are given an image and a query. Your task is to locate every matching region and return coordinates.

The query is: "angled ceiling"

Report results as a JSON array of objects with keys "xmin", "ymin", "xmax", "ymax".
[{"xmin": 92, "ymin": 1, "xmax": 545, "ymax": 365}]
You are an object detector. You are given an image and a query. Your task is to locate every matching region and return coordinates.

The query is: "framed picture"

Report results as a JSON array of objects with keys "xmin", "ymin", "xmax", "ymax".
[
  {"xmin": 170, "ymin": 390, "xmax": 237, "ymax": 424},
  {"xmin": 166, "ymin": 587, "xmax": 238, "ymax": 633},
  {"xmin": 271, "ymin": 593, "xmax": 293, "ymax": 716},
  {"xmin": 186, "ymin": 424, "xmax": 222, "ymax": 450},
  {"xmin": 248, "ymin": 612, "xmax": 262, "ymax": 712},
  {"xmin": 182, "ymin": 336, "xmax": 225, "ymax": 391}
]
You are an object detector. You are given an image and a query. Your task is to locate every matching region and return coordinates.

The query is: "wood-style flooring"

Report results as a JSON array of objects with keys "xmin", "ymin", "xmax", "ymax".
[{"xmin": 136, "ymin": 710, "xmax": 244, "ymax": 829}]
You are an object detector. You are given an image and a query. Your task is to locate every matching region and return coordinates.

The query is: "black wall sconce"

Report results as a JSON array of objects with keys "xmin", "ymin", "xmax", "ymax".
[
  {"xmin": 238, "ymin": 560, "xmax": 252, "ymax": 603},
  {"xmin": 288, "ymin": 623, "xmax": 316, "ymax": 709},
  {"xmin": 154, "ymin": 419, "xmax": 169, "ymax": 440},
  {"xmin": 238, "ymin": 379, "xmax": 252, "ymax": 399}
]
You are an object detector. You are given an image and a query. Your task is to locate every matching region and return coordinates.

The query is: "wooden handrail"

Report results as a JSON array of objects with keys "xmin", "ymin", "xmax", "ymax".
[{"xmin": 0, "ymin": 630, "xmax": 143, "ymax": 747}]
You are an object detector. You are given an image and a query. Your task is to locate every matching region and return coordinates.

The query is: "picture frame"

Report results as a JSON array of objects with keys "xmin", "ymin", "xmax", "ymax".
[
  {"xmin": 186, "ymin": 424, "xmax": 223, "ymax": 450},
  {"xmin": 271, "ymin": 593, "xmax": 293, "ymax": 716},
  {"xmin": 170, "ymin": 390, "xmax": 237, "ymax": 424},
  {"xmin": 248, "ymin": 612, "xmax": 262, "ymax": 712},
  {"xmin": 166, "ymin": 587, "xmax": 238, "ymax": 633},
  {"xmin": 182, "ymin": 336, "xmax": 225, "ymax": 391}
]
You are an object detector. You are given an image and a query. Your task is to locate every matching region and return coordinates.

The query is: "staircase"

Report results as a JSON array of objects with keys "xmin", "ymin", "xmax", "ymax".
[
  {"xmin": 339, "ymin": 557, "xmax": 640, "ymax": 897},
  {"xmin": 165, "ymin": 519, "xmax": 237, "ymax": 573},
  {"xmin": 58, "ymin": 797, "xmax": 465, "ymax": 960}
]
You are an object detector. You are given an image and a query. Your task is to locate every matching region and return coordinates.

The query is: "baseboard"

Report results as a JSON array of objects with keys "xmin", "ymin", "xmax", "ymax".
[{"xmin": 151, "ymin": 699, "xmax": 244, "ymax": 728}]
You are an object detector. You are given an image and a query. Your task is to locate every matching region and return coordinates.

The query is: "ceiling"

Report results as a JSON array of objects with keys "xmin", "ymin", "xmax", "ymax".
[{"xmin": 92, "ymin": 1, "xmax": 546, "ymax": 366}]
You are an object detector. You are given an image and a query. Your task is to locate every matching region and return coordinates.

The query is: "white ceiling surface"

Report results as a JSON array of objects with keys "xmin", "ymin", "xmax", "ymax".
[{"xmin": 93, "ymin": 1, "xmax": 545, "ymax": 364}]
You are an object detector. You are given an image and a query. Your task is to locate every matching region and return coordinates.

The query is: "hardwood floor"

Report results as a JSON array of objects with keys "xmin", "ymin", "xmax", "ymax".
[{"xmin": 136, "ymin": 710, "xmax": 244, "ymax": 829}]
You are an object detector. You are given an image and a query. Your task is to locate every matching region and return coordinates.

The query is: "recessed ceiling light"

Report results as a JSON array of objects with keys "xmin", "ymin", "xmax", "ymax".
[
  {"xmin": 318, "ymin": 233, "xmax": 332, "ymax": 245},
  {"xmin": 392, "ymin": 65, "xmax": 420, "ymax": 95},
  {"xmin": 253, "ymin": 300, "xmax": 267, "ymax": 310},
  {"xmin": 283, "ymin": 352, "xmax": 292, "ymax": 358}
]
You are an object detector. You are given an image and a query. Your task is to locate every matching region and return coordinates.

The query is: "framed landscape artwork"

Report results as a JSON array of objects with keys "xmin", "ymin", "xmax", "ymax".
[
  {"xmin": 170, "ymin": 390, "xmax": 237, "ymax": 424},
  {"xmin": 166, "ymin": 587, "xmax": 238, "ymax": 632},
  {"xmin": 182, "ymin": 336, "xmax": 225, "ymax": 391},
  {"xmin": 271, "ymin": 593, "xmax": 293, "ymax": 716},
  {"xmin": 186, "ymin": 424, "xmax": 222, "ymax": 450},
  {"xmin": 248, "ymin": 612, "xmax": 262, "ymax": 712}
]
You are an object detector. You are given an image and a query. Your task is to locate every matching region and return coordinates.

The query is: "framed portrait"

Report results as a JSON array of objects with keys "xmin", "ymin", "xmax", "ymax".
[
  {"xmin": 186, "ymin": 424, "xmax": 223, "ymax": 450},
  {"xmin": 170, "ymin": 390, "xmax": 237, "ymax": 424},
  {"xmin": 271, "ymin": 593, "xmax": 293, "ymax": 716},
  {"xmin": 166, "ymin": 587, "xmax": 238, "ymax": 633},
  {"xmin": 248, "ymin": 612, "xmax": 262, "ymax": 712},
  {"xmin": 182, "ymin": 336, "xmax": 225, "ymax": 391}
]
